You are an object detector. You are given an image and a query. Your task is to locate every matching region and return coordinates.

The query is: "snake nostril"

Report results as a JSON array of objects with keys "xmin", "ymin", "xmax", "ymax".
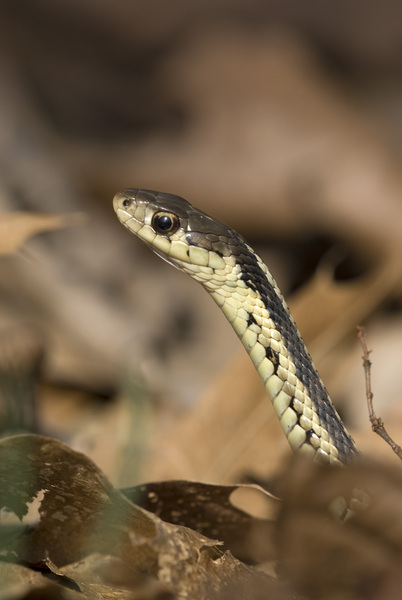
[{"xmin": 122, "ymin": 199, "xmax": 131, "ymax": 208}]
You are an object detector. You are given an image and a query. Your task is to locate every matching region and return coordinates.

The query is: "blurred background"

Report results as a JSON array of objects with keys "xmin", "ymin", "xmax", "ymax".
[{"xmin": 1, "ymin": 0, "xmax": 402, "ymax": 490}]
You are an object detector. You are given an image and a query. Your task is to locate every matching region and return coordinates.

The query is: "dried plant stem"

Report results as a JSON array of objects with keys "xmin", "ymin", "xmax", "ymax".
[{"xmin": 357, "ymin": 326, "xmax": 402, "ymax": 461}]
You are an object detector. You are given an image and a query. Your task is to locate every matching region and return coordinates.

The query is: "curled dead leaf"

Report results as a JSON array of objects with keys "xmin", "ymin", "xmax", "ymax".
[{"xmin": 123, "ymin": 480, "xmax": 277, "ymax": 564}]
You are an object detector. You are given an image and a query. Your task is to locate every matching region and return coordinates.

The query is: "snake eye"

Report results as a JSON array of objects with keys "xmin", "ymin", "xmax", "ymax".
[{"xmin": 152, "ymin": 211, "xmax": 180, "ymax": 235}]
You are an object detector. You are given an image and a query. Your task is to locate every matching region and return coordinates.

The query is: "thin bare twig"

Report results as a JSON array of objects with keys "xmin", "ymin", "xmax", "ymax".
[{"xmin": 357, "ymin": 326, "xmax": 402, "ymax": 461}]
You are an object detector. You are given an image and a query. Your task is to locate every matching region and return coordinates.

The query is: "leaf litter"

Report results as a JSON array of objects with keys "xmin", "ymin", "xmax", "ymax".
[
  {"xmin": 3, "ymin": 432, "xmax": 402, "ymax": 599},
  {"xmin": 0, "ymin": 434, "xmax": 277, "ymax": 599}
]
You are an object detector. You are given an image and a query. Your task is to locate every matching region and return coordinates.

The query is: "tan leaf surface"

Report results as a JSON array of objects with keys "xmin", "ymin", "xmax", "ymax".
[
  {"xmin": 290, "ymin": 249, "xmax": 402, "ymax": 361},
  {"xmin": 0, "ymin": 212, "xmax": 83, "ymax": 256}
]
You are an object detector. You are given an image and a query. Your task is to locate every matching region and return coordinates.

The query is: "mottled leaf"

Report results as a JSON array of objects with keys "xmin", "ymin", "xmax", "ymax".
[{"xmin": 123, "ymin": 479, "xmax": 276, "ymax": 564}]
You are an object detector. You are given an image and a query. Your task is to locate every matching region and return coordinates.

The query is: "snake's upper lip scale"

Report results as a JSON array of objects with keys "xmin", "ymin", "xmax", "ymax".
[
  {"xmin": 113, "ymin": 192, "xmax": 135, "ymax": 224},
  {"xmin": 113, "ymin": 191, "xmax": 127, "ymax": 212}
]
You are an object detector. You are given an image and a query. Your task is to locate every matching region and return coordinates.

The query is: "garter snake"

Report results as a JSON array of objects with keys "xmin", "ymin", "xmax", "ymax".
[{"xmin": 113, "ymin": 188, "xmax": 359, "ymax": 465}]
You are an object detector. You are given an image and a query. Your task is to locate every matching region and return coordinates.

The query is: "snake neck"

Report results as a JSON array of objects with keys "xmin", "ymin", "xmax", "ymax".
[
  {"xmin": 198, "ymin": 246, "xmax": 358, "ymax": 465},
  {"xmin": 112, "ymin": 188, "xmax": 359, "ymax": 465}
]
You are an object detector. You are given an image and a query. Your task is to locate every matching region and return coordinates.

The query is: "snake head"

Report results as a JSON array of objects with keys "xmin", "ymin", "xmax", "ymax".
[{"xmin": 113, "ymin": 188, "xmax": 241, "ymax": 272}]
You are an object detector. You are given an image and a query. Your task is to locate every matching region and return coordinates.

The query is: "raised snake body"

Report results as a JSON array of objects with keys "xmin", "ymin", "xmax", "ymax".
[{"xmin": 113, "ymin": 188, "xmax": 359, "ymax": 465}]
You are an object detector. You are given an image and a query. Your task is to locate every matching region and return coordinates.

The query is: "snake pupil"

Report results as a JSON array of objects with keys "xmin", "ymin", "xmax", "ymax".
[
  {"xmin": 158, "ymin": 216, "xmax": 172, "ymax": 230},
  {"xmin": 152, "ymin": 212, "xmax": 179, "ymax": 235}
]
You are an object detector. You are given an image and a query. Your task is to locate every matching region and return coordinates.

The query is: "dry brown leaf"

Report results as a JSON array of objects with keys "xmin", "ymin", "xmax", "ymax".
[
  {"xmin": 0, "ymin": 434, "xmax": 275, "ymax": 599},
  {"xmin": 276, "ymin": 455, "xmax": 402, "ymax": 600},
  {"xmin": 0, "ymin": 212, "xmax": 84, "ymax": 256},
  {"xmin": 123, "ymin": 480, "xmax": 277, "ymax": 564},
  {"xmin": 0, "ymin": 434, "xmax": 158, "ymax": 568},
  {"xmin": 290, "ymin": 250, "xmax": 402, "ymax": 360},
  {"xmin": 0, "ymin": 562, "xmax": 69, "ymax": 599}
]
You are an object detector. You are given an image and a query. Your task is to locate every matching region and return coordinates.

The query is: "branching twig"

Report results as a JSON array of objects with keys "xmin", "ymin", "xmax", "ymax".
[{"xmin": 357, "ymin": 326, "xmax": 402, "ymax": 461}]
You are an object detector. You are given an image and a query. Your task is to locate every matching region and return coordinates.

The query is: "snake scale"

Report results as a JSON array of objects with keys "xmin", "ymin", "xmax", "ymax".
[{"xmin": 113, "ymin": 188, "xmax": 359, "ymax": 465}]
